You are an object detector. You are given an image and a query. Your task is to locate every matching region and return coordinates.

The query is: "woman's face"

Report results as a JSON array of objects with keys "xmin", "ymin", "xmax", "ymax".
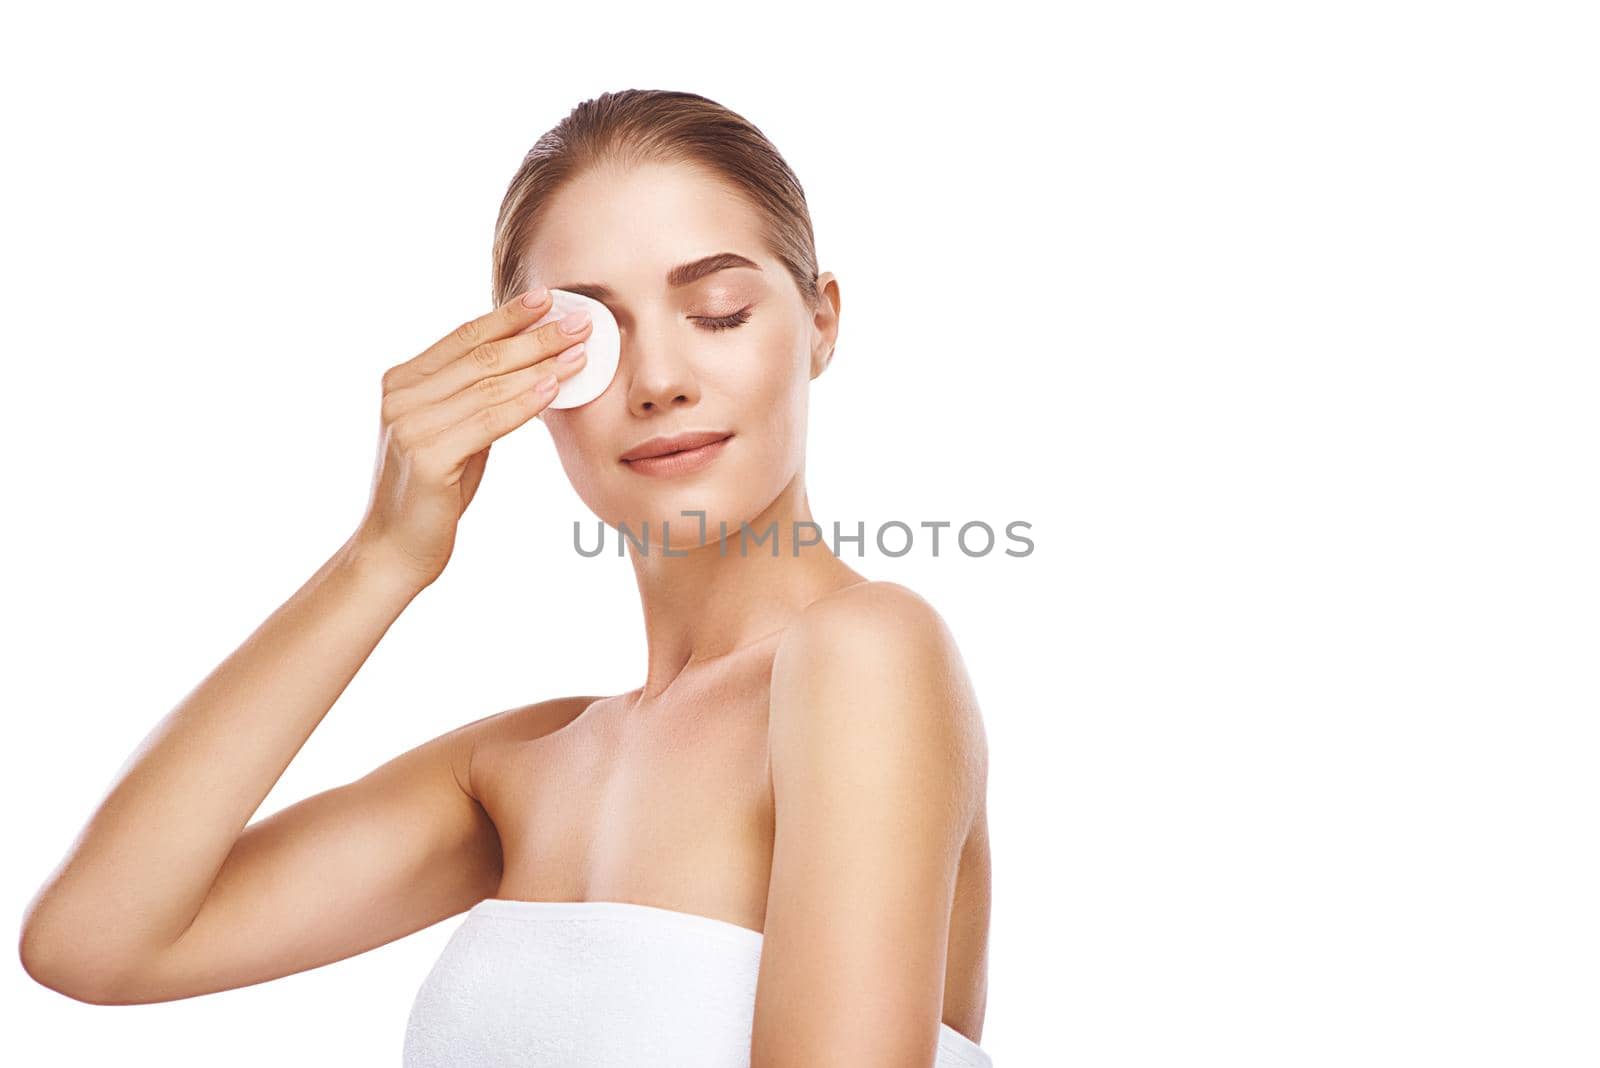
[{"xmin": 526, "ymin": 160, "xmax": 838, "ymax": 548}]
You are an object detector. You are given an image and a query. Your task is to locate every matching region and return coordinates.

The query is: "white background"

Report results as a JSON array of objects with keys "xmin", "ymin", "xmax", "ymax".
[{"xmin": 4, "ymin": 2, "xmax": 1596, "ymax": 1065}]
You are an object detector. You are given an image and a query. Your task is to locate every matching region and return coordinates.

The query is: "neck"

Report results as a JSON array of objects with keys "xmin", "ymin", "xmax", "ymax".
[{"xmin": 625, "ymin": 476, "xmax": 862, "ymax": 699}]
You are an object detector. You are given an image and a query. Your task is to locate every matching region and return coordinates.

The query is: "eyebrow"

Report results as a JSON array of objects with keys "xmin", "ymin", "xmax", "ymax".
[{"xmin": 553, "ymin": 252, "xmax": 761, "ymax": 302}]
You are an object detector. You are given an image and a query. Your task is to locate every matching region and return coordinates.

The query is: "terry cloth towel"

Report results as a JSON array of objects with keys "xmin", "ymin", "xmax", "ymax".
[{"xmin": 403, "ymin": 898, "xmax": 994, "ymax": 1067}]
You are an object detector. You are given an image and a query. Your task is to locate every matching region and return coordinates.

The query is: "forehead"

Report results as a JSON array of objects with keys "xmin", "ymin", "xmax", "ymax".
[{"xmin": 524, "ymin": 161, "xmax": 771, "ymax": 293}]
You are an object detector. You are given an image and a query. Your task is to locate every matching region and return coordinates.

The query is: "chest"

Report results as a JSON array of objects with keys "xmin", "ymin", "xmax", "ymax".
[{"xmin": 474, "ymin": 664, "xmax": 777, "ymax": 926}]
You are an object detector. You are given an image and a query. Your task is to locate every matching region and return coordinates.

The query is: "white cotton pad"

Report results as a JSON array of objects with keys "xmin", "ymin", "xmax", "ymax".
[{"xmin": 517, "ymin": 288, "xmax": 621, "ymax": 409}]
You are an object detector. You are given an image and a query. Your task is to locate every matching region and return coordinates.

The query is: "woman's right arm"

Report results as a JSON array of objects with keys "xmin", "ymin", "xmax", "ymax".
[
  {"xmin": 19, "ymin": 539, "xmax": 483, "ymax": 1004},
  {"xmin": 17, "ymin": 286, "xmax": 596, "ymax": 1004}
]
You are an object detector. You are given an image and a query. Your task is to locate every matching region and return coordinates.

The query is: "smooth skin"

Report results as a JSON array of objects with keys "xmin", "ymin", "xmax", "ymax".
[
  {"xmin": 17, "ymin": 293, "xmax": 595, "ymax": 999},
  {"xmin": 19, "ymin": 160, "xmax": 991, "ymax": 1068}
]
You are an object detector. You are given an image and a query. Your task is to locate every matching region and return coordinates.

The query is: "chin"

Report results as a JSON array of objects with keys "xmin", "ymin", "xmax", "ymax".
[
  {"xmin": 595, "ymin": 468, "xmax": 786, "ymax": 554},
  {"xmin": 610, "ymin": 492, "xmax": 748, "ymax": 550}
]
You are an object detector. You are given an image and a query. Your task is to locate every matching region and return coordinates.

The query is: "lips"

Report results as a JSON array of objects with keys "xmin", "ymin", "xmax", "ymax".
[{"xmin": 620, "ymin": 430, "xmax": 733, "ymax": 463}]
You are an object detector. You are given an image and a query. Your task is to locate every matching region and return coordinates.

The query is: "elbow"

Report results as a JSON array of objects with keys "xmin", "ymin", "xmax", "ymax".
[
  {"xmin": 19, "ymin": 925, "xmax": 85, "ymax": 1003},
  {"xmin": 18, "ymin": 916, "xmax": 142, "ymax": 1006}
]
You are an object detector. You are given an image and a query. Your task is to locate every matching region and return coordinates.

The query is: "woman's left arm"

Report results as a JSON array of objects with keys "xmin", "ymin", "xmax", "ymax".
[{"xmin": 752, "ymin": 581, "xmax": 988, "ymax": 1068}]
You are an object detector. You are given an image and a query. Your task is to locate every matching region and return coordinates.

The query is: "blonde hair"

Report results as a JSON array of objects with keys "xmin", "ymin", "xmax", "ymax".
[{"xmin": 491, "ymin": 89, "xmax": 821, "ymax": 310}]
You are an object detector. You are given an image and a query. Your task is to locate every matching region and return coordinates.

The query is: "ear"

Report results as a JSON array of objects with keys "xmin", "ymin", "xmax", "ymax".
[{"xmin": 808, "ymin": 271, "xmax": 841, "ymax": 380}]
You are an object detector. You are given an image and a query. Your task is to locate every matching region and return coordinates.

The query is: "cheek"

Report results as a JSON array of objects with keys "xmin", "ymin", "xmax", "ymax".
[
  {"xmin": 724, "ymin": 320, "xmax": 807, "ymax": 414},
  {"xmin": 544, "ymin": 416, "xmax": 612, "ymax": 502},
  {"xmin": 723, "ymin": 324, "xmax": 809, "ymax": 467}
]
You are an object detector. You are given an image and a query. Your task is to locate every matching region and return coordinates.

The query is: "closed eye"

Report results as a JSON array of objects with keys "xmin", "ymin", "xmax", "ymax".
[{"xmin": 691, "ymin": 306, "xmax": 753, "ymax": 332}]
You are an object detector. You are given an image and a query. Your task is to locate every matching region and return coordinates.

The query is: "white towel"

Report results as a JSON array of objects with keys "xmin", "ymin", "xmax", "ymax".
[{"xmin": 404, "ymin": 898, "xmax": 993, "ymax": 1067}]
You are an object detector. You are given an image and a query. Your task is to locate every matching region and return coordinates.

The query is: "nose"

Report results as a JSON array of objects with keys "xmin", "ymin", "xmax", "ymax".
[{"xmin": 623, "ymin": 330, "xmax": 700, "ymax": 416}]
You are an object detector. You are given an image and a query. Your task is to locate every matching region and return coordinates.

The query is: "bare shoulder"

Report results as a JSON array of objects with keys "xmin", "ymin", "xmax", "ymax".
[
  {"xmin": 785, "ymin": 580, "xmax": 967, "ymax": 656},
  {"xmin": 770, "ymin": 580, "xmax": 987, "ymax": 811},
  {"xmin": 778, "ymin": 580, "xmax": 982, "ymax": 709},
  {"xmin": 437, "ymin": 694, "xmax": 608, "ymax": 801},
  {"xmin": 754, "ymin": 584, "xmax": 989, "ymax": 1061}
]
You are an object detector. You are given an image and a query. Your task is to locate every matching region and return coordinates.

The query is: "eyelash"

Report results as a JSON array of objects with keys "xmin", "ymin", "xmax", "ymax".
[{"xmin": 692, "ymin": 306, "xmax": 753, "ymax": 332}]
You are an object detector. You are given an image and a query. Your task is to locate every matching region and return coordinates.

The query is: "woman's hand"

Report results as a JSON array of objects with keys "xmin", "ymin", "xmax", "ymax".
[{"xmin": 352, "ymin": 288, "xmax": 592, "ymax": 588}]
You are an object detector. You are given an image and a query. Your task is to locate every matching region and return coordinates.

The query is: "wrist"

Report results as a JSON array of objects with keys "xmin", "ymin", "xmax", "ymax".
[{"xmin": 335, "ymin": 533, "xmax": 435, "ymax": 601}]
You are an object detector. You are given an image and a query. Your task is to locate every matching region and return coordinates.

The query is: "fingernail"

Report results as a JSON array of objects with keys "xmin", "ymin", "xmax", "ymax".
[
  {"xmin": 521, "ymin": 286, "xmax": 549, "ymax": 308},
  {"xmin": 537, "ymin": 373, "xmax": 559, "ymax": 392},
  {"xmin": 559, "ymin": 309, "xmax": 591, "ymax": 334},
  {"xmin": 557, "ymin": 342, "xmax": 586, "ymax": 364}
]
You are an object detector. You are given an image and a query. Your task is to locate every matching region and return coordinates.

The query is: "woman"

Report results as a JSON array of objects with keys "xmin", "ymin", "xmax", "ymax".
[{"xmin": 20, "ymin": 89, "xmax": 993, "ymax": 1067}]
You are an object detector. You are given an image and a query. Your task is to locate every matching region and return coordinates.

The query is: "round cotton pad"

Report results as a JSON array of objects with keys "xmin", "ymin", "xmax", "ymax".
[{"xmin": 518, "ymin": 289, "xmax": 621, "ymax": 409}]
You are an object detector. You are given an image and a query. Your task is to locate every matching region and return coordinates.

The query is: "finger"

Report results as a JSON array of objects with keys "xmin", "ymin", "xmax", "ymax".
[
  {"xmin": 425, "ymin": 366, "xmax": 568, "ymax": 463},
  {"xmin": 408, "ymin": 309, "xmax": 594, "ymax": 409},
  {"xmin": 388, "ymin": 287, "xmax": 556, "ymax": 390},
  {"xmin": 393, "ymin": 341, "xmax": 588, "ymax": 442}
]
